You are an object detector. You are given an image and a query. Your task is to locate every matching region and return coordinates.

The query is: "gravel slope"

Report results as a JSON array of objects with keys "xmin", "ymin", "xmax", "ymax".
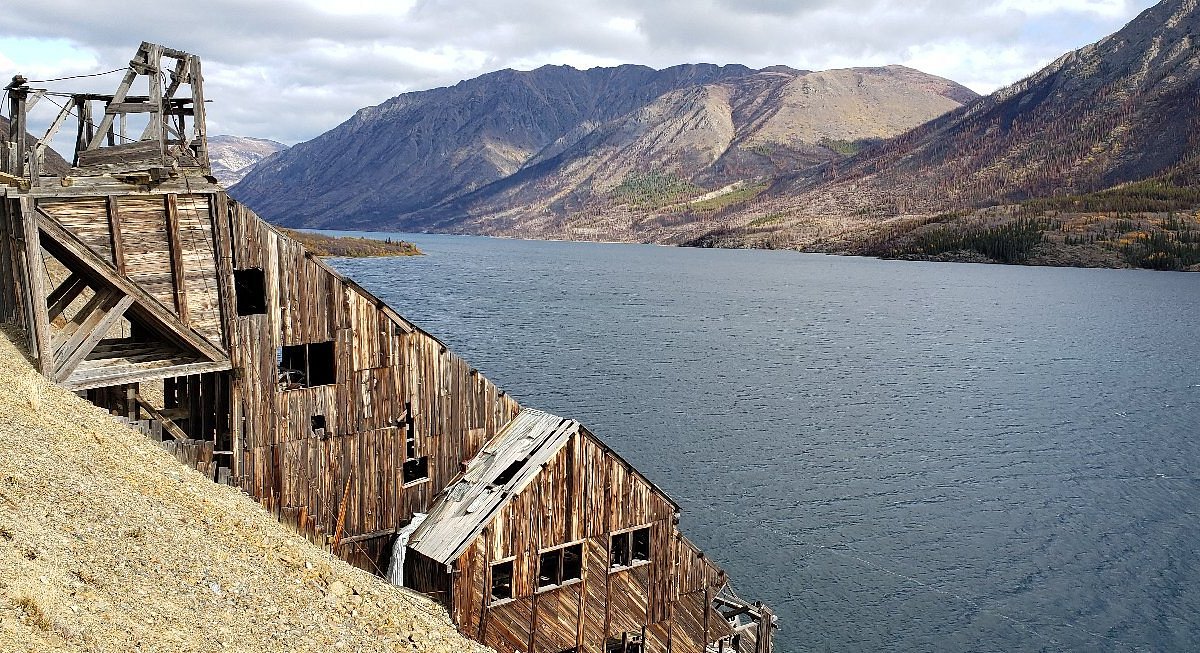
[{"xmin": 0, "ymin": 325, "xmax": 492, "ymax": 653}]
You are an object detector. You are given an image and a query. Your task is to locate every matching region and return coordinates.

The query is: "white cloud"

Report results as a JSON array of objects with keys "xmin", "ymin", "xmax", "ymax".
[
  {"xmin": 995, "ymin": 0, "xmax": 1135, "ymax": 18},
  {"xmin": 0, "ymin": 0, "xmax": 1157, "ymax": 145}
]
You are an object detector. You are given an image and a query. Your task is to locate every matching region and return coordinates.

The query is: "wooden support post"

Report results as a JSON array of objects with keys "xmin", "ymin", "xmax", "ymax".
[
  {"xmin": 28, "ymin": 145, "xmax": 39, "ymax": 187},
  {"xmin": 106, "ymin": 196, "xmax": 126, "ymax": 274},
  {"xmin": 72, "ymin": 98, "xmax": 87, "ymax": 166},
  {"xmin": 188, "ymin": 55, "xmax": 209, "ymax": 170},
  {"xmin": 9, "ymin": 87, "xmax": 27, "ymax": 178},
  {"xmin": 188, "ymin": 374, "xmax": 202, "ymax": 440},
  {"xmin": 140, "ymin": 43, "xmax": 166, "ymax": 164},
  {"xmin": 126, "ymin": 384, "xmax": 138, "ymax": 420},
  {"xmin": 758, "ymin": 605, "xmax": 774, "ymax": 653},
  {"xmin": 211, "ymin": 192, "xmax": 241, "ymax": 476},
  {"xmin": 19, "ymin": 197, "xmax": 52, "ymax": 374},
  {"xmin": 164, "ymin": 194, "xmax": 189, "ymax": 323},
  {"xmin": 81, "ymin": 101, "xmax": 94, "ymax": 153}
]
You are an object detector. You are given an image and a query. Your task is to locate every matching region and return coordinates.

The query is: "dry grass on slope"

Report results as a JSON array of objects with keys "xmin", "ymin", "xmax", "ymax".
[{"xmin": 0, "ymin": 326, "xmax": 491, "ymax": 653}]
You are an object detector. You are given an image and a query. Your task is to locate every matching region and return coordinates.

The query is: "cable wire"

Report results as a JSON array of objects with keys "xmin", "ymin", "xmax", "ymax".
[{"xmin": 26, "ymin": 68, "xmax": 128, "ymax": 84}]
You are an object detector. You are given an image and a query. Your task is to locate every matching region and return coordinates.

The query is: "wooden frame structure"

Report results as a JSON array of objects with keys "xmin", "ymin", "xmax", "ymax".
[
  {"xmin": 0, "ymin": 43, "xmax": 775, "ymax": 653},
  {"xmin": 3, "ymin": 41, "xmax": 209, "ymax": 185}
]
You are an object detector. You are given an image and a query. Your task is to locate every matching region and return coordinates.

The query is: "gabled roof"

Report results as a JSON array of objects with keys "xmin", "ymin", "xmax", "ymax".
[{"xmin": 409, "ymin": 408, "xmax": 579, "ymax": 565}]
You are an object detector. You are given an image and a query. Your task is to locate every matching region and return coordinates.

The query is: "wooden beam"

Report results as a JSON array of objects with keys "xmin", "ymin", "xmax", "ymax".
[
  {"xmin": 10, "ymin": 89, "xmax": 27, "ymax": 177},
  {"xmin": 139, "ymin": 44, "xmax": 166, "ymax": 164},
  {"xmin": 19, "ymin": 197, "xmax": 52, "ymax": 374},
  {"xmin": 54, "ymin": 292, "xmax": 135, "ymax": 381},
  {"xmin": 210, "ymin": 192, "xmax": 241, "ymax": 478},
  {"xmin": 62, "ymin": 359, "xmax": 231, "ymax": 392},
  {"xmin": 36, "ymin": 101, "xmax": 73, "ymax": 164},
  {"xmin": 135, "ymin": 396, "xmax": 192, "ymax": 442},
  {"xmin": 104, "ymin": 102, "xmax": 156, "ymax": 114},
  {"xmin": 335, "ymin": 528, "xmax": 398, "ymax": 546},
  {"xmin": 188, "ymin": 56, "xmax": 209, "ymax": 171},
  {"xmin": 33, "ymin": 207, "xmax": 228, "ymax": 363},
  {"xmin": 52, "ymin": 285, "xmax": 110, "ymax": 348},
  {"xmin": 164, "ymin": 194, "xmax": 189, "ymax": 323},
  {"xmin": 87, "ymin": 64, "xmax": 138, "ymax": 151},
  {"xmin": 162, "ymin": 58, "xmax": 189, "ymax": 102},
  {"xmin": 106, "ymin": 196, "xmax": 126, "ymax": 274}
]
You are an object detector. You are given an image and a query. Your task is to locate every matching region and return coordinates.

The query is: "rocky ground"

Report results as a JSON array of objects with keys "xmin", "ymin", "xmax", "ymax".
[{"xmin": 0, "ymin": 326, "xmax": 491, "ymax": 653}]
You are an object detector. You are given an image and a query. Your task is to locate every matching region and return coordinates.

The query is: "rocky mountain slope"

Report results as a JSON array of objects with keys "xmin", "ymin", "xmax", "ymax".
[
  {"xmin": 0, "ymin": 326, "xmax": 491, "ymax": 653},
  {"xmin": 232, "ymin": 63, "xmax": 757, "ymax": 228},
  {"xmin": 0, "ymin": 116, "xmax": 69, "ymax": 176},
  {"xmin": 207, "ymin": 135, "xmax": 288, "ymax": 187},
  {"xmin": 705, "ymin": 0, "xmax": 1200, "ymax": 256},
  {"xmin": 230, "ymin": 64, "xmax": 975, "ymax": 237},
  {"xmin": 417, "ymin": 65, "xmax": 975, "ymax": 241}
]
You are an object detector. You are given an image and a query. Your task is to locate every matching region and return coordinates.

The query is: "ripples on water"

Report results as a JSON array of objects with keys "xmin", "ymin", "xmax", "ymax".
[{"xmin": 328, "ymin": 234, "xmax": 1199, "ymax": 653}]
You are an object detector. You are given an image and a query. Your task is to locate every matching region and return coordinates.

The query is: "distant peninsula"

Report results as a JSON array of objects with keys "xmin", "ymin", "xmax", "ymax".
[{"xmin": 280, "ymin": 229, "xmax": 421, "ymax": 257}]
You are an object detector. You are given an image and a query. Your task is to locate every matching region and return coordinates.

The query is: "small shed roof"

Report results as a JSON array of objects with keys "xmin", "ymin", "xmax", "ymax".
[{"xmin": 409, "ymin": 408, "xmax": 579, "ymax": 564}]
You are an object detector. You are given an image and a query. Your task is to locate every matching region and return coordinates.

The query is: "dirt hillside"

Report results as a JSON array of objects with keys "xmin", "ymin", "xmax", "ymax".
[{"xmin": 0, "ymin": 325, "xmax": 492, "ymax": 653}]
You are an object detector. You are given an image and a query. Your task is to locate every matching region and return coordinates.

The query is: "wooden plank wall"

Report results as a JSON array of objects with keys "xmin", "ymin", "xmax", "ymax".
[
  {"xmin": 37, "ymin": 193, "xmax": 225, "ymax": 349},
  {"xmin": 0, "ymin": 189, "xmax": 23, "ymax": 326},
  {"xmin": 12, "ymin": 185, "xmax": 521, "ymax": 573},
  {"xmin": 225, "ymin": 199, "xmax": 520, "ymax": 571},
  {"xmin": 456, "ymin": 430, "xmax": 732, "ymax": 653}
]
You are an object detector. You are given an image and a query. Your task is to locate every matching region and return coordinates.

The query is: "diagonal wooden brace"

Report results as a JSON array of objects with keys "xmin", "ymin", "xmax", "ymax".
[{"xmin": 33, "ymin": 206, "xmax": 229, "ymax": 364}]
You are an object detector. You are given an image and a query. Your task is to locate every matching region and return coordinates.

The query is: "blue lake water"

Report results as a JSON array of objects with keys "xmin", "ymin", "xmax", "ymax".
[{"xmin": 327, "ymin": 233, "xmax": 1199, "ymax": 653}]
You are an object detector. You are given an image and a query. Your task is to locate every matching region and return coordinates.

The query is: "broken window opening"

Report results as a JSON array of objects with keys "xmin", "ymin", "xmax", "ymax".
[
  {"xmin": 233, "ymin": 268, "xmax": 267, "ymax": 316},
  {"xmin": 402, "ymin": 456, "xmax": 429, "ymax": 485},
  {"xmin": 405, "ymin": 406, "xmax": 417, "ymax": 459},
  {"xmin": 631, "ymin": 526, "xmax": 650, "ymax": 563},
  {"xmin": 610, "ymin": 532, "xmax": 630, "ymax": 568},
  {"xmin": 610, "ymin": 526, "xmax": 651, "ymax": 570},
  {"xmin": 538, "ymin": 542, "xmax": 583, "ymax": 590},
  {"xmin": 490, "ymin": 560, "xmax": 513, "ymax": 602},
  {"xmin": 604, "ymin": 632, "xmax": 644, "ymax": 653},
  {"xmin": 277, "ymin": 340, "xmax": 336, "ymax": 390},
  {"xmin": 310, "ymin": 414, "xmax": 326, "ymax": 436},
  {"xmin": 400, "ymin": 401, "xmax": 428, "ymax": 484}
]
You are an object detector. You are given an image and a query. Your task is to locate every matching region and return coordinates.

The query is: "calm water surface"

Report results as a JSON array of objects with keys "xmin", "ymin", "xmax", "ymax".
[{"xmin": 327, "ymin": 233, "xmax": 1199, "ymax": 653}]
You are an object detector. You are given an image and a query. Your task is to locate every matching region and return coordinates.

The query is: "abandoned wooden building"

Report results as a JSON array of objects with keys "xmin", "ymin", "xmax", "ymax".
[{"xmin": 0, "ymin": 43, "xmax": 775, "ymax": 653}]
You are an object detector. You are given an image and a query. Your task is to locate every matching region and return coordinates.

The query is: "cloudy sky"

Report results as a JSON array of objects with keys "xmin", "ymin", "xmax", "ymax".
[{"xmin": 0, "ymin": 0, "xmax": 1157, "ymax": 146}]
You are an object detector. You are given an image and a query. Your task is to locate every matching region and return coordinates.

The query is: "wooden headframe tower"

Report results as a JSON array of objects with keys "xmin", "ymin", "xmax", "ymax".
[{"xmin": 0, "ymin": 43, "xmax": 775, "ymax": 653}]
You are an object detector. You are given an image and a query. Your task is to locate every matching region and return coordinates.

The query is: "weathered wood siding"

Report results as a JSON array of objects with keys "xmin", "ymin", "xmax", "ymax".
[
  {"xmin": 13, "ymin": 182, "xmax": 519, "ymax": 572},
  {"xmin": 0, "ymin": 190, "xmax": 25, "ymax": 326},
  {"xmin": 37, "ymin": 192, "xmax": 225, "ymax": 348},
  {"xmin": 226, "ymin": 200, "xmax": 520, "ymax": 569},
  {"xmin": 454, "ymin": 429, "xmax": 730, "ymax": 653}
]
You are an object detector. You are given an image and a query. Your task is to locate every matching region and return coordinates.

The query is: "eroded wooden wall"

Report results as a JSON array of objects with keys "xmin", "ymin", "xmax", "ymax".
[
  {"xmin": 453, "ymin": 430, "xmax": 733, "ymax": 653},
  {"xmin": 226, "ymin": 201, "xmax": 520, "ymax": 569}
]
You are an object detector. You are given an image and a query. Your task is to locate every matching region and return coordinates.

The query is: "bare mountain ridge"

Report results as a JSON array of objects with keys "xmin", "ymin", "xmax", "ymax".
[
  {"xmin": 708, "ymin": 0, "xmax": 1200, "ymax": 249},
  {"xmin": 207, "ymin": 134, "xmax": 287, "ymax": 187},
  {"xmin": 412, "ymin": 65, "xmax": 977, "ymax": 240},
  {"xmin": 232, "ymin": 63, "xmax": 760, "ymax": 227},
  {"xmin": 230, "ymin": 63, "xmax": 976, "ymax": 234}
]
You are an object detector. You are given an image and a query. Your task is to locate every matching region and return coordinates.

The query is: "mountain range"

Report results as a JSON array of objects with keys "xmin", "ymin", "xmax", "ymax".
[
  {"xmin": 701, "ymin": 0, "xmax": 1200, "ymax": 257},
  {"xmin": 148, "ymin": 0, "xmax": 1200, "ymax": 269},
  {"xmin": 230, "ymin": 64, "xmax": 976, "ymax": 239},
  {"xmin": 207, "ymin": 135, "xmax": 288, "ymax": 187}
]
